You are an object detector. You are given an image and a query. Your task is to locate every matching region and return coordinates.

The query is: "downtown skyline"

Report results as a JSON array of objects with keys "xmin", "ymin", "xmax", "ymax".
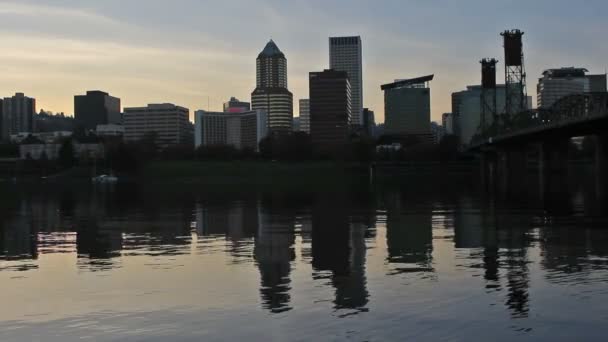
[{"xmin": 1, "ymin": 0, "xmax": 608, "ymax": 123}]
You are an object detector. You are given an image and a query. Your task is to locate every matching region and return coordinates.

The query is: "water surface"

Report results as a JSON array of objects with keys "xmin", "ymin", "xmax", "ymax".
[{"xmin": 1, "ymin": 180, "xmax": 607, "ymax": 341}]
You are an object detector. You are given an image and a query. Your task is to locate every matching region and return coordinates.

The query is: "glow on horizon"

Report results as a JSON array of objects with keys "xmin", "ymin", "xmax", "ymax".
[{"xmin": 1, "ymin": 0, "xmax": 607, "ymax": 123}]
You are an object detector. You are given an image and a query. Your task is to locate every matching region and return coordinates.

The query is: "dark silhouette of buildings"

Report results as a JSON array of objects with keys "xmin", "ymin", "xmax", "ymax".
[
  {"xmin": 74, "ymin": 90, "xmax": 121, "ymax": 132},
  {"xmin": 309, "ymin": 69, "xmax": 351, "ymax": 151},
  {"xmin": 251, "ymin": 40, "xmax": 294, "ymax": 134},
  {"xmin": 1, "ymin": 93, "xmax": 36, "ymax": 141}
]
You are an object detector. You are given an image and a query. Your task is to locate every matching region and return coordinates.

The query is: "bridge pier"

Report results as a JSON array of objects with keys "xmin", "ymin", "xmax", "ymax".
[
  {"xmin": 497, "ymin": 147, "xmax": 528, "ymax": 194},
  {"xmin": 595, "ymin": 135, "xmax": 608, "ymax": 199},
  {"xmin": 480, "ymin": 151, "xmax": 498, "ymax": 192},
  {"xmin": 537, "ymin": 139, "xmax": 570, "ymax": 196}
]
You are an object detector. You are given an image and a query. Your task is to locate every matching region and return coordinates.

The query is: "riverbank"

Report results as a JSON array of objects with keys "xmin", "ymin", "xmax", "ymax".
[{"xmin": 141, "ymin": 161, "xmax": 369, "ymax": 188}]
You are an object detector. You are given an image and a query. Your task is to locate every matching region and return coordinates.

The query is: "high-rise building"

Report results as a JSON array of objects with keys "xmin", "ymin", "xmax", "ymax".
[
  {"xmin": 362, "ymin": 108, "xmax": 375, "ymax": 136},
  {"xmin": 329, "ymin": 36, "xmax": 363, "ymax": 127},
  {"xmin": 442, "ymin": 113, "xmax": 454, "ymax": 135},
  {"xmin": 537, "ymin": 68, "xmax": 607, "ymax": 108},
  {"xmin": 299, "ymin": 99, "xmax": 310, "ymax": 133},
  {"xmin": 123, "ymin": 104, "xmax": 191, "ymax": 147},
  {"xmin": 1, "ymin": 93, "xmax": 36, "ymax": 141},
  {"xmin": 223, "ymin": 97, "xmax": 251, "ymax": 113},
  {"xmin": 452, "ymin": 85, "xmax": 507, "ymax": 146},
  {"xmin": 309, "ymin": 69, "xmax": 351, "ymax": 151},
  {"xmin": 74, "ymin": 91, "xmax": 121, "ymax": 132},
  {"xmin": 251, "ymin": 40, "xmax": 293, "ymax": 134},
  {"xmin": 194, "ymin": 110, "xmax": 267, "ymax": 151},
  {"xmin": 382, "ymin": 75, "xmax": 433, "ymax": 141}
]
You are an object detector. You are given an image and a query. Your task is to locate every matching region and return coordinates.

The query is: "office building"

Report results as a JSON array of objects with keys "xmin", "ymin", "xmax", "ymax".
[
  {"xmin": 74, "ymin": 91, "xmax": 121, "ymax": 132},
  {"xmin": 329, "ymin": 36, "xmax": 363, "ymax": 127},
  {"xmin": 537, "ymin": 67, "xmax": 607, "ymax": 108},
  {"xmin": 362, "ymin": 108, "xmax": 375, "ymax": 136},
  {"xmin": 382, "ymin": 75, "xmax": 433, "ymax": 141},
  {"xmin": 309, "ymin": 69, "xmax": 351, "ymax": 150},
  {"xmin": 299, "ymin": 99, "xmax": 310, "ymax": 133},
  {"xmin": 430, "ymin": 122, "xmax": 445, "ymax": 144},
  {"xmin": 442, "ymin": 113, "xmax": 454, "ymax": 135},
  {"xmin": 2, "ymin": 93, "xmax": 36, "ymax": 141},
  {"xmin": 224, "ymin": 97, "xmax": 251, "ymax": 113},
  {"xmin": 251, "ymin": 40, "xmax": 293, "ymax": 134},
  {"xmin": 123, "ymin": 104, "xmax": 191, "ymax": 147},
  {"xmin": 194, "ymin": 110, "xmax": 267, "ymax": 151},
  {"xmin": 452, "ymin": 85, "xmax": 508, "ymax": 146}
]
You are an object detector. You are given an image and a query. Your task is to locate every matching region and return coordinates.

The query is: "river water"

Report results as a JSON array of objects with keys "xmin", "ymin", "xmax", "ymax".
[{"xmin": 1, "ymin": 179, "xmax": 607, "ymax": 341}]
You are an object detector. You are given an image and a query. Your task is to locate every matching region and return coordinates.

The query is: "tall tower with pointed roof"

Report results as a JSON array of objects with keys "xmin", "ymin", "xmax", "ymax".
[{"xmin": 252, "ymin": 40, "xmax": 293, "ymax": 134}]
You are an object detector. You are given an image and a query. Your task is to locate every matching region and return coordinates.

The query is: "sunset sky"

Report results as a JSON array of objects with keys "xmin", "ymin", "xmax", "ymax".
[{"xmin": 1, "ymin": 0, "xmax": 607, "ymax": 122}]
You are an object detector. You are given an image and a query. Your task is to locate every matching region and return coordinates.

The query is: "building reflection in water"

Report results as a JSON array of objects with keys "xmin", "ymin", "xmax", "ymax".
[
  {"xmin": 311, "ymin": 195, "xmax": 370, "ymax": 312},
  {"xmin": 254, "ymin": 194, "xmax": 296, "ymax": 314},
  {"xmin": 384, "ymin": 191, "xmax": 434, "ymax": 275}
]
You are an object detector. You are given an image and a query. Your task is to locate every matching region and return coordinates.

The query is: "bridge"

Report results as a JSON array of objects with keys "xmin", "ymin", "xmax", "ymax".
[{"xmin": 470, "ymin": 92, "xmax": 608, "ymax": 197}]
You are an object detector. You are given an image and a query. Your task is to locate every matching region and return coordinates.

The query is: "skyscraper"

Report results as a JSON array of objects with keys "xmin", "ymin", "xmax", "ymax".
[
  {"xmin": 329, "ymin": 36, "xmax": 363, "ymax": 127},
  {"xmin": 1, "ymin": 93, "xmax": 36, "ymax": 141},
  {"xmin": 251, "ymin": 40, "xmax": 293, "ymax": 134},
  {"xmin": 74, "ymin": 91, "xmax": 121, "ymax": 132},
  {"xmin": 194, "ymin": 110, "xmax": 267, "ymax": 151},
  {"xmin": 382, "ymin": 75, "xmax": 433, "ymax": 142},
  {"xmin": 537, "ymin": 68, "xmax": 607, "ymax": 108},
  {"xmin": 362, "ymin": 108, "xmax": 375, "ymax": 136},
  {"xmin": 299, "ymin": 99, "xmax": 310, "ymax": 133},
  {"xmin": 309, "ymin": 69, "xmax": 351, "ymax": 151}
]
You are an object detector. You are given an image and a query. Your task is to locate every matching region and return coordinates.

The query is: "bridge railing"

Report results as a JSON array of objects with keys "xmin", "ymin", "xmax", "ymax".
[{"xmin": 472, "ymin": 92, "xmax": 608, "ymax": 147}]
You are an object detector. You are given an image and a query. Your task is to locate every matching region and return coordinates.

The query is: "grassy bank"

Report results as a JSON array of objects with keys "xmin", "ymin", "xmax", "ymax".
[{"xmin": 142, "ymin": 161, "xmax": 369, "ymax": 189}]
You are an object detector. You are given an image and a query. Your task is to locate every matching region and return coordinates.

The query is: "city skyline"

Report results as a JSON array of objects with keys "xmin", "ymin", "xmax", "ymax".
[{"xmin": 1, "ymin": 1, "xmax": 608, "ymax": 123}]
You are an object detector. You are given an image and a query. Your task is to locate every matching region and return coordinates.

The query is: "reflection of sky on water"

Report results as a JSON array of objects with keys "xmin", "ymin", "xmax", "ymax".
[{"xmin": 0, "ymin": 182, "xmax": 608, "ymax": 341}]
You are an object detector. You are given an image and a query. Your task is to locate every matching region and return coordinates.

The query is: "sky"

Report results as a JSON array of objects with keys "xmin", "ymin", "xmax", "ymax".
[{"xmin": 1, "ymin": 0, "xmax": 608, "ymax": 123}]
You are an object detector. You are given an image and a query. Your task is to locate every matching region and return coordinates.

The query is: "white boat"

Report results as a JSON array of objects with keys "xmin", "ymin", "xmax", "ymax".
[{"xmin": 92, "ymin": 174, "xmax": 119, "ymax": 184}]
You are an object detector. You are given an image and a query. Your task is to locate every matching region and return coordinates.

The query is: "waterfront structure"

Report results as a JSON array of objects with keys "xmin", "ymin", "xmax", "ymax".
[
  {"xmin": 74, "ymin": 91, "xmax": 121, "ymax": 132},
  {"xmin": 194, "ymin": 110, "xmax": 267, "ymax": 151},
  {"xmin": 11, "ymin": 131, "xmax": 72, "ymax": 144},
  {"xmin": 381, "ymin": 75, "xmax": 433, "ymax": 142},
  {"xmin": 1, "ymin": 93, "xmax": 36, "ymax": 141},
  {"xmin": 452, "ymin": 85, "xmax": 507, "ymax": 146},
  {"xmin": 442, "ymin": 113, "xmax": 454, "ymax": 135},
  {"xmin": 96, "ymin": 124, "xmax": 125, "ymax": 138},
  {"xmin": 537, "ymin": 68, "xmax": 607, "ymax": 108},
  {"xmin": 309, "ymin": 69, "xmax": 351, "ymax": 151},
  {"xmin": 123, "ymin": 104, "xmax": 191, "ymax": 147},
  {"xmin": 362, "ymin": 108, "xmax": 375, "ymax": 136},
  {"xmin": 19, "ymin": 136, "xmax": 104, "ymax": 161},
  {"xmin": 298, "ymin": 99, "xmax": 310, "ymax": 133},
  {"xmin": 329, "ymin": 36, "xmax": 363, "ymax": 127},
  {"xmin": 224, "ymin": 97, "xmax": 251, "ymax": 113},
  {"xmin": 251, "ymin": 40, "xmax": 293, "ymax": 134}
]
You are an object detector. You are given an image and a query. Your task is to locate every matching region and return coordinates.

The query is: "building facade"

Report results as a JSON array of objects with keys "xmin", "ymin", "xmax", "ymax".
[
  {"xmin": 1, "ymin": 93, "xmax": 36, "ymax": 141},
  {"xmin": 298, "ymin": 99, "xmax": 310, "ymax": 133},
  {"xmin": 123, "ymin": 104, "xmax": 191, "ymax": 147},
  {"xmin": 382, "ymin": 76, "xmax": 433, "ymax": 141},
  {"xmin": 452, "ymin": 85, "xmax": 508, "ymax": 146},
  {"xmin": 224, "ymin": 97, "xmax": 251, "ymax": 113},
  {"xmin": 362, "ymin": 108, "xmax": 375, "ymax": 136},
  {"xmin": 537, "ymin": 68, "xmax": 607, "ymax": 108},
  {"xmin": 251, "ymin": 40, "xmax": 293, "ymax": 134},
  {"xmin": 309, "ymin": 69, "xmax": 351, "ymax": 151},
  {"xmin": 329, "ymin": 36, "xmax": 363, "ymax": 127},
  {"xmin": 442, "ymin": 113, "xmax": 454, "ymax": 135},
  {"xmin": 74, "ymin": 91, "xmax": 121, "ymax": 132},
  {"xmin": 194, "ymin": 110, "xmax": 267, "ymax": 151}
]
